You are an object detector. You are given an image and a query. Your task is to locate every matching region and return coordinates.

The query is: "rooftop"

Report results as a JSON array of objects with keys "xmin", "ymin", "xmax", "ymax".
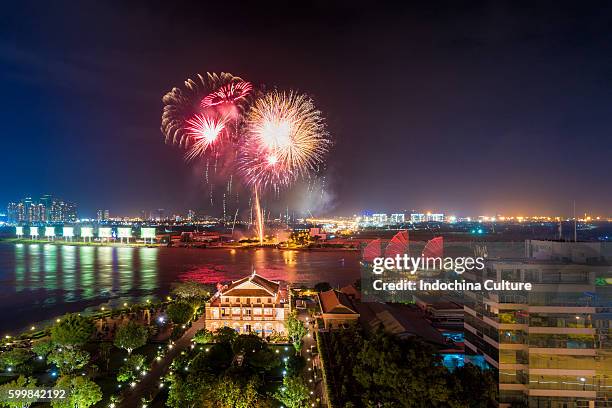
[{"xmin": 319, "ymin": 290, "xmax": 358, "ymax": 315}]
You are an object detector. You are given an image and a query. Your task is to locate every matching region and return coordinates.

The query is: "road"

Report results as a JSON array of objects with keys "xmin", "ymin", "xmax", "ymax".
[
  {"xmin": 296, "ymin": 307, "xmax": 326, "ymax": 408},
  {"xmin": 117, "ymin": 315, "xmax": 206, "ymax": 408}
]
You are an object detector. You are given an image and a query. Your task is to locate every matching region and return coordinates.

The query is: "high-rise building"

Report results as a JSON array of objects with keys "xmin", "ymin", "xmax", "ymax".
[
  {"xmin": 39, "ymin": 194, "xmax": 54, "ymax": 220},
  {"xmin": 411, "ymin": 213, "xmax": 426, "ymax": 223},
  {"xmin": 41, "ymin": 195, "xmax": 77, "ymax": 222},
  {"xmin": 372, "ymin": 213, "xmax": 388, "ymax": 225},
  {"xmin": 139, "ymin": 209, "xmax": 149, "ymax": 221},
  {"xmin": 463, "ymin": 240, "xmax": 611, "ymax": 408},
  {"xmin": 187, "ymin": 209, "xmax": 195, "ymax": 222},
  {"xmin": 7, "ymin": 202, "xmax": 24, "ymax": 224},
  {"xmin": 390, "ymin": 213, "xmax": 405, "ymax": 224},
  {"xmin": 96, "ymin": 209, "xmax": 109, "ymax": 222},
  {"xmin": 6, "ymin": 195, "xmax": 75, "ymax": 224},
  {"xmin": 426, "ymin": 213, "xmax": 445, "ymax": 222}
]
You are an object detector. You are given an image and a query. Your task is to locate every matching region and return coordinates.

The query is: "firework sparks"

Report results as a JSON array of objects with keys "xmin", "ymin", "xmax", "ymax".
[
  {"xmin": 160, "ymin": 72, "xmax": 249, "ymax": 148},
  {"xmin": 239, "ymin": 90, "xmax": 329, "ymax": 189},
  {"xmin": 202, "ymin": 81, "xmax": 252, "ymax": 108},
  {"xmin": 184, "ymin": 114, "xmax": 226, "ymax": 161}
]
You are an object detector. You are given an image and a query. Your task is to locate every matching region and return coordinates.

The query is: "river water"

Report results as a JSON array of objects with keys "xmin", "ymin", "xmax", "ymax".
[{"xmin": 0, "ymin": 243, "xmax": 360, "ymax": 334}]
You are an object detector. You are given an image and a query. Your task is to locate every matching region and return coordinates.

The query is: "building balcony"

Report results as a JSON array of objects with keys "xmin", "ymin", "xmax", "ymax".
[{"xmin": 210, "ymin": 315, "xmax": 280, "ymax": 321}]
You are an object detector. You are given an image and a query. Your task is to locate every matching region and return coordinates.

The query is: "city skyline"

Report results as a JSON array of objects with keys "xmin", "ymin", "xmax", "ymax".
[
  {"xmin": 3, "ymin": 192, "xmax": 612, "ymax": 222},
  {"xmin": 0, "ymin": 194, "xmax": 612, "ymax": 222},
  {"xmin": 1, "ymin": 2, "xmax": 612, "ymax": 217}
]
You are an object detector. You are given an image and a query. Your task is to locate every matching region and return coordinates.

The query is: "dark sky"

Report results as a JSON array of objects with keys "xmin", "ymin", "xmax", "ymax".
[{"xmin": 1, "ymin": 1, "xmax": 611, "ymax": 218}]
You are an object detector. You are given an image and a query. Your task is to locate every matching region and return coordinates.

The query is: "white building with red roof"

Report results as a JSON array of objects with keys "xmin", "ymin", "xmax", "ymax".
[{"xmin": 205, "ymin": 271, "xmax": 290, "ymax": 336}]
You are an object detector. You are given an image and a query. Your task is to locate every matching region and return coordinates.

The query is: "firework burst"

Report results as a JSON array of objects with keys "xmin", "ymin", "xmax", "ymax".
[
  {"xmin": 202, "ymin": 81, "xmax": 253, "ymax": 108},
  {"xmin": 239, "ymin": 90, "xmax": 329, "ymax": 189},
  {"xmin": 160, "ymin": 72, "xmax": 251, "ymax": 150},
  {"xmin": 184, "ymin": 114, "xmax": 227, "ymax": 161}
]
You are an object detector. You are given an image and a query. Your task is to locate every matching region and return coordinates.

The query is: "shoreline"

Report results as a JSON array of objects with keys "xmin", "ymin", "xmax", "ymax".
[{"xmin": 0, "ymin": 238, "xmax": 359, "ymax": 251}]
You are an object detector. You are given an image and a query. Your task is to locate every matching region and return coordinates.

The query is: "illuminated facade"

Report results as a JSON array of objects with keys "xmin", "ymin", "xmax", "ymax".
[
  {"xmin": 205, "ymin": 272, "xmax": 290, "ymax": 336},
  {"xmin": 463, "ymin": 241, "xmax": 611, "ymax": 408},
  {"xmin": 96, "ymin": 209, "xmax": 109, "ymax": 222},
  {"xmin": 7, "ymin": 195, "xmax": 76, "ymax": 224},
  {"xmin": 390, "ymin": 213, "xmax": 405, "ymax": 224},
  {"xmin": 410, "ymin": 213, "xmax": 426, "ymax": 223}
]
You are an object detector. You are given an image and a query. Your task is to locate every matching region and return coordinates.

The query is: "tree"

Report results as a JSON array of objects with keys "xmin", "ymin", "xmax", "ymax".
[
  {"xmin": 210, "ymin": 375, "xmax": 261, "ymax": 408},
  {"xmin": 232, "ymin": 334, "xmax": 264, "ymax": 355},
  {"xmin": 32, "ymin": 339, "xmax": 54, "ymax": 359},
  {"xmin": 113, "ymin": 321, "xmax": 148, "ymax": 355},
  {"xmin": 50, "ymin": 376, "xmax": 102, "ymax": 408},
  {"xmin": 449, "ymin": 363, "xmax": 498, "ymax": 408},
  {"xmin": 116, "ymin": 354, "xmax": 146, "ymax": 383},
  {"xmin": 352, "ymin": 330, "xmax": 451, "ymax": 407},
  {"xmin": 286, "ymin": 312, "xmax": 307, "ymax": 352},
  {"xmin": 172, "ymin": 281, "xmax": 212, "ymax": 300},
  {"xmin": 190, "ymin": 344, "xmax": 233, "ymax": 373},
  {"xmin": 47, "ymin": 348, "xmax": 90, "ymax": 375},
  {"xmin": 193, "ymin": 328, "xmax": 214, "ymax": 344},
  {"xmin": 51, "ymin": 314, "xmax": 94, "ymax": 348},
  {"xmin": 314, "ymin": 282, "xmax": 332, "ymax": 292},
  {"xmin": 214, "ymin": 326, "xmax": 238, "ymax": 344},
  {"xmin": 274, "ymin": 375, "xmax": 310, "ymax": 408},
  {"xmin": 0, "ymin": 376, "xmax": 38, "ymax": 408},
  {"xmin": 166, "ymin": 372, "xmax": 212, "ymax": 408},
  {"xmin": 0, "ymin": 348, "xmax": 32, "ymax": 372},
  {"xmin": 167, "ymin": 301, "xmax": 194, "ymax": 325}
]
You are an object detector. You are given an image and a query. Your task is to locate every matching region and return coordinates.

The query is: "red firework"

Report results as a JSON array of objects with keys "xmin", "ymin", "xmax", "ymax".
[{"xmin": 201, "ymin": 81, "xmax": 253, "ymax": 108}]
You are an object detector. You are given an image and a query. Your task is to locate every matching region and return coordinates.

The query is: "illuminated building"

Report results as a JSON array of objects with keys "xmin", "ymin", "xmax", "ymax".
[
  {"xmin": 411, "ymin": 213, "xmax": 426, "ymax": 223},
  {"xmin": 390, "ymin": 213, "xmax": 405, "ymax": 224},
  {"xmin": 318, "ymin": 289, "xmax": 360, "ymax": 329},
  {"xmin": 96, "ymin": 209, "xmax": 109, "ymax": 222},
  {"xmin": 28, "ymin": 200, "xmax": 45, "ymax": 223},
  {"xmin": 463, "ymin": 240, "xmax": 611, "ymax": 408},
  {"xmin": 51, "ymin": 200, "xmax": 76, "ymax": 222},
  {"xmin": 205, "ymin": 272, "xmax": 290, "ymax": 336},
  {"xmin": 426, "ymin": 213, "xmax": 445, "ymax": 222},
  {"xmin": 7, "ymin": 201, "xmax": 24, "ymax": 224},
  {"xmin": 6, "ymin": 195, "xmax": 75, "ymax": 224},
  {"xmin": 187, "ymin": 209, "xmax": 195, "ymax": 222},
  {"xmin": 372, "ymin": 213, "xmax": 388, "ymax": 225}
]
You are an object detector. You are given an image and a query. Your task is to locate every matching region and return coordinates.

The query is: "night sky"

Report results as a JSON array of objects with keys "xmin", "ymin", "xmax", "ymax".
[{"xmin": 1, "ymin": 1, "xmax": 611, "ymax": 218}]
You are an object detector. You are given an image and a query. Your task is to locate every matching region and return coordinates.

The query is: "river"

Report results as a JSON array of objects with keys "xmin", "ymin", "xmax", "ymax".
[{"xmin": 0, "ymin": 243, "xmax": 360, "ymax": 334}]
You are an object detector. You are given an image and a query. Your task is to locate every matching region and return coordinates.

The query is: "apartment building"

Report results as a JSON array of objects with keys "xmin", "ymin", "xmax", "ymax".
[{"xmin": 463, "ymin": 241, "xmax": 611, "ymax": 408}]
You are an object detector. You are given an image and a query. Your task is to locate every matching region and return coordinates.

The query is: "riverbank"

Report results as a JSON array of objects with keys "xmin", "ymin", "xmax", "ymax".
[
  {"xmin": 1, "ymin": 238, "xmax": 360, "ymax": 251},
  {"xmin": 1, "ymin": 237, "xmax": 161, "ymax": 247}
]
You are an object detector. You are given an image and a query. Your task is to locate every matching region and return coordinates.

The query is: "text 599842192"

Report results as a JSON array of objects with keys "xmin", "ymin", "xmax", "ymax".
[{"xmin": 2, "ymin": 388, "xmax": 67, "ymax": 402}]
